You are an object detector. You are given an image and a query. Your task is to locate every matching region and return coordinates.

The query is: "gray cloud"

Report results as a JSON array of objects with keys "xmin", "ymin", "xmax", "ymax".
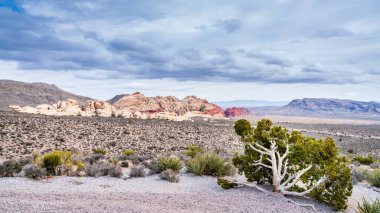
[
  {"xmin": 215, "ymin": 19, "xmax": 243, "ymax": 33},
  {"xmin": 0, "ymin": 0, "xmax": 378, "ymax": 87}
]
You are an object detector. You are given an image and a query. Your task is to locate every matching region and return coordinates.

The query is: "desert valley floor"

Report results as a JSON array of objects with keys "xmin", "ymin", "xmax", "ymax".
[{"xmin": 1, "ymin": 111, "xmax": 380, "ymax": 212}]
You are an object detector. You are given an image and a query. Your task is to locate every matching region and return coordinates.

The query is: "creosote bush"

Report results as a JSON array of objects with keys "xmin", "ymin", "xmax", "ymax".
[
  {"xmin": 92, "ymin": 148, "xmax": 107, "ymax": 155},
  {"xmin": 85, "ymin": 162, "xmax": 122, "ymax": 178},
  {"xmin": 129, "ymin": 165, "xmax": 147, "ymax": 177},
  {"xmin": 183, "ymin": 145, "xmax": 204, "ymax": 158},
  {"xmin": 358, "ymin": 198, "xmax": 380, "ymax": 213},
  {"xmin": 42, "ymin": 151, "xmax": 63, "ymax": 175},
  {"xmin": 186, "ymin": 153, "xmax": 234, "ymax": 177},
  {"xmin": 354, "ymin": 155, "xmax": 375, "ymax": 165},
  {"xmin": 23, "ymin": 164, "xmax": 46, "ymax": 179},
  {"xmin": 159, "ymin": 169, "xmax": 179, "ymax": 183},
  {"xmin": 157, "ymin": 157, "xmax": 183, "ymax": 172},
  {"xmin": 122, "ymin": 149, "xmax": 135, "ymax": 156},
  {"xmin": 368, "ymin": 169, "xmax": 380, "ymax": 187},
  {"xmin": 0, "ymin": 160, "xmax": 23, "ymax": 177}
]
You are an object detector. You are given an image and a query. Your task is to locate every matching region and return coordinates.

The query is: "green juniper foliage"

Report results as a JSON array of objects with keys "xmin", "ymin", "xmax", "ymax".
[{"xmin": 231, "ymin": 119, "xmax": 352, "ymax": 210}]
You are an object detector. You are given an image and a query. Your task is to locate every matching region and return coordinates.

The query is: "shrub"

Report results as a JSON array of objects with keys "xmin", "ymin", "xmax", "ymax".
[
  {"xmin": 23, "ymin": 164, "xmax": 46, "ymax": 179},
  {"xmin": 368, "ymin": 169, "xmax": 380, "ymax": 187},
  {"xmin": 351, "ymin": 169, "xmax": 368, "ymax": 185},
  {"xmin": 0, "ymin": 160, "xmax": 23, "ymax": 177},
  {"xmin": 73, "ymin": 160, "xmax": 85, "ymax": 171},
  {"xmin": 42, "ymin": 151, "xmax": 62, "ymax": 175},
  {"xmin": 354, "ymin": 156, "xmax": 375, "ymax": 165},
  {"xmin": 86, "ymin": 154, "xmax": 105, "ymax": 164},
  {"xmin": 187, "ymin": 153, "xmax": 234, "ymax": 177},
  {"xmin": 121, "ymin": 161, "xmax": 129, "ymax": 168},
  {"xmin": 92, "ymin": 148, "xmax": 107, "ymax": 155},
  {"xmin": 358, "ymin": 198, "xmax": 380, "ymax": 213},
  {"xmin": 217, "ymin": 178, "xmax": 238, "ymax": 189},
  {"xmin": 159, "ymin": 169, "xmax": 179, "ymax": 183},
  {"xmin": 146, "ymin": 160, "xmax": 160, "ymax": 174},
  {"xmin": 86, "ymin": 162, "xmax": 122, "ymax": 178},
  {"xmin": 129, "ymin": 165, "xmax": 147, "ymax": 177},
  {"xmin": 122, "ymin": 149, "xmax": 135, "ymax": 156},
  {"xmin": 183, "ymin": 145, "xmax": 204, "ymax": 158},
  {"xmin": 157, "ymin": 157, "xmax": 183, "ymax": 172}
]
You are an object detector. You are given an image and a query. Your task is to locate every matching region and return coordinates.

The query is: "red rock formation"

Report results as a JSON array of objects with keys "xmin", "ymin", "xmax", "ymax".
[
  {"xmin": 224, "ymin": 107, "xmax": 251, "ymax": 117},
  {"xmin": 111, "ymin": 93, "xmax": 225, "ymax": 117}
]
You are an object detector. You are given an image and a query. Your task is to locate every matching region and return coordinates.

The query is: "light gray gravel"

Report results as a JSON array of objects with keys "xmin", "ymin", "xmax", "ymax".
[{"xmin": 0, "ymin": 174, "xmax": 334, "ymax": 213}]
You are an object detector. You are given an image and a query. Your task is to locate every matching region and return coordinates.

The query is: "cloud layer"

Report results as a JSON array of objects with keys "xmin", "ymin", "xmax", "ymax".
[{"xmin": 0, "ymin": 0, "xmax": 379, "ymax": 100}]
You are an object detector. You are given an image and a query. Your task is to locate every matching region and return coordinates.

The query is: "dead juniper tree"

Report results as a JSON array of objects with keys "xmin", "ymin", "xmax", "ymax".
[{"xmin": 218, "ymin": 119, "xmax": 352, "ymax": 211}]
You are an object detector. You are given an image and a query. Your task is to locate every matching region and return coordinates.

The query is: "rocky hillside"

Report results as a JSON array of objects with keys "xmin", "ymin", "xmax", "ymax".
[
  {"xmin": 0, "ymin": 79, "xmax": 91, "ymax": 110},
  {"xmin": 252, "ymin": 98, "xmax": 380, "ymax": 120}
]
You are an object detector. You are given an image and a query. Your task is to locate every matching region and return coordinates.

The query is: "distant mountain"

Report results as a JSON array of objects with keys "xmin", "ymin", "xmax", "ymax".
[
  {"xmin": 250, "ymin": 98, "xmax": 380, "ymax": 120},
  {"xmin": 213, "ymin": 100, "xmax": 288, "ymax": 109},
  {"xmin": 0, "ymin": 79, "xmax": 91, "ymax": 110}
]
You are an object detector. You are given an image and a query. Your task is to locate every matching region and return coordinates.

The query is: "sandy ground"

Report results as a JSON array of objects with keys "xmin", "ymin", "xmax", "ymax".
[
  {"xmin": 0, "ymin": 174, "xmax": 337, "ymax": 213},
  {"xmin": 0, "ymin": 174, "xmax": 378, "ymax": 212}
]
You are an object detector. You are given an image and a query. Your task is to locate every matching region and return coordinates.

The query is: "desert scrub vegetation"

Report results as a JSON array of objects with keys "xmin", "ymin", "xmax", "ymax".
[
  {"xmin": 85, "ymin": 162, "xmax": 122, "ymax": 178},
  {"xmin": 92, "ymin": 148, "xmax": 107, "ymax": 155},
  {"xmin": 367, "ymin": 169, "xmax": 380, "ymax": 187},
  {"xmin": 157, "ymin": 157, "xmax": 183, "ymax": 172},
  {"xmin": 358, "ymin": 198, "xmax": 380, "ymax": 213},
  {"xmin": 186, "ymin": 152, "xmax": 234, "ymax": 177},
  {"xmin": 183, "ymin": 145, "xmax": 204, "ymax": 158},
  {"xmin": 129, "ymin": 164, "xmax": 147, "ymax": 177},
  {"xmin": 42, "ymin": 151, "xmax": 63, "ymax": 175},
  {"xmin": 354, "ymin": 155, "xmax": 375, "ymax": 165},
  {"xmin": 121, "ymin": 149, "xmax": 135, "ymax": 156},
  {"xmin": 159, "ymin": 169, "xmax": 179, "ymax": 183},
  {"xmin": 220, "ymin": 119, "xmax": 353, "ymax": 211},
  {"xmin": 0, "ymin": 160, "xmax": 24, "ymax": 177}
]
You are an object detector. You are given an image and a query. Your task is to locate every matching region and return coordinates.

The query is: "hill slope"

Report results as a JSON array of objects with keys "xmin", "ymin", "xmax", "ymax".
[{"xmin": 0, "ymin": 79, "xmax": 91, "ymax": 110}]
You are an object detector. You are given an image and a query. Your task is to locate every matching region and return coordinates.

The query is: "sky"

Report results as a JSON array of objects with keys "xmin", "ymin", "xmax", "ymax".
[{"xmin": 0, "ymin": 0, "xmax": 379, "ymax": 102}]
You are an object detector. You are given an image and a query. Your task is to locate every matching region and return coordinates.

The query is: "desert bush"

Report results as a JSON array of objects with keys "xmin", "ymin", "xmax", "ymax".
[
  {"xmin": 86, "ymin": 154, "xmax": 105, "ymax": 164},
  {"xmin": 120, "ymin": 161, "xmax": 129, "ymax": 168},
  {"xmin": 217, "ymin": 177, "xmax": 238, "ymax": 189},
  {"xmin": 122, "ymin": 149, "xmax": 135, "ymax": 156},
  {"xmin": 187, "ymin": 153, "xmax": 234, "ymax": 177},
  {"xmin": 358, "ymin": 198, "xmax": 380, "ymax": 213},
  {"xmin": 351, "ymin": 169, "xmax": 368, "ymax": 184},
  {"xmin": 73, "ymin": 159, "xmax": 85, "ymax": 171},
  {"xmin": 368, "ymin": 169, "xmax": 380, "ymax": 187},
  {"xmin": 159, "ymin": 169, "xmax": 179, "ymax": 183},
  {"xmin": 42, "ymin": 151, "xmax": 62, "ymax": 175},
  {"xmin": 230, "ymin": 119, "xmax": 352, "ymax": 210},
  {"xmin": 86, "ymin": 162, "xmax": 122, "ymax": 178},
  {"xmin": 92, "ymin": 148, "xmax": 107, "ymax": 155},
  {"xmin": 23, "ymin": 164, "xmax": 46, "ymax": 179},
  {"xmin": 129, "ymin": 165, "xmax": 147, "ymax": 177},
  {"xmin": 354, "ymin": 155, "xmax": 375, "ymax": 165},
  {"xmin": 183, "ymin": 145, "xmax": 204, "ymax": 158},
  {"xmin": 0, "ymin": 160, "xmax": 23, "ymax": 177},
  {"xmin": 146, "ymin": 160, "xmax": 160, "ymax": 174},
  {"xmin": 157, "ymin": 157, "xmax": 183, "ymax": 172}
]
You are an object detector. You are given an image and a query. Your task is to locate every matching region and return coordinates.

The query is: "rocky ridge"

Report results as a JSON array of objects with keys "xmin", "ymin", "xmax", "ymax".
[{"xmin": 9, "ymin": 92, "xmax": 242, "ymax": 121}]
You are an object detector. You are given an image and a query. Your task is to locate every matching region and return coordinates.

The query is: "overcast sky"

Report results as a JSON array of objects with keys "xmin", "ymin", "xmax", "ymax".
[{"xmin": 0, "ymin": 0, "xmax": 379, "ymax": 102}]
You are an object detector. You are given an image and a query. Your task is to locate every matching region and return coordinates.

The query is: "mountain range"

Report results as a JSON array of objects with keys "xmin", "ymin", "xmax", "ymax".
[
  {"xmin": 251, "ymin": 98, "xmax": 380, "ymax": 120},
  {"xmin": 1, "ymin": 79, "xmax": 380, "ymax": 120}
]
